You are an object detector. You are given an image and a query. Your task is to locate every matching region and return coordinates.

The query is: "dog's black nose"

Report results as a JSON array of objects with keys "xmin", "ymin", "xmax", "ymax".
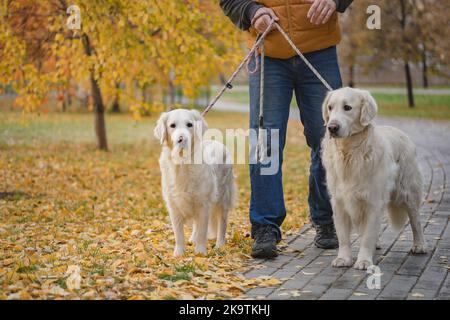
[
  {"xmin": 328, "ymin": 123, "xmax": 340, "ymax": 134},
  {"xmin": 177, "ymin": 136, "xmax": 184, "ymax": 143}
]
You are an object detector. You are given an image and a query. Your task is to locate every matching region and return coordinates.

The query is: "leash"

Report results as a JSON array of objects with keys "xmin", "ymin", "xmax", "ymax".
[
  {"xmin": 256, "ymin": 37, "xmax": 266, "ymax": 162},
  {"xmin": 201, "ymin": 21, "xmax": 275, "ymax": 117},
  {"xmin": 201, "ymin": 19, "xmax": 334, "ymax": 162},
  {"xmin": 201, "ymin": 19, "xmax": 333, "ymax": 117}
]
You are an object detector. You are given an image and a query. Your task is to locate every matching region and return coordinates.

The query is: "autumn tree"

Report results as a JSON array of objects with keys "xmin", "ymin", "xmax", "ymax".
[
  {"xmin": 0, "ymin": 0, "xmax": 241, "ymax": 150},
  {"xmin": 412, "ymin": 0, "xmax": 450, "ymax": 88},
  {"xmin": 338, "ymin": 1, "xmax": 373, "ymax": 87},
  {"xmin": 339, "ymin": 1, "xmax": 450, "ymax": 106}
]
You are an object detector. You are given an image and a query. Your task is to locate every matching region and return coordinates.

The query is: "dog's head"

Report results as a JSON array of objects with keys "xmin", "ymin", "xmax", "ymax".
[
  {"xmin": 322, "ymin": 87, "xmax": 377, "ymax": 138},
  {"xmin": 153, "ymin": 108, "xmax": 207, "ymax": 151}
]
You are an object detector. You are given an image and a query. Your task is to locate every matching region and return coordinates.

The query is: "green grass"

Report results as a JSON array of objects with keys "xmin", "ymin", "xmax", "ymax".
[
  {"xmin": 220, "ymin": 91, "xmax": 450, "ymax": 120},
  {"xmin": 0, "ymin": 112, "xmax": 152, "ymax": 147},
  {"xmin": 157, "ymin": 263, "xmax": 196, "ymax": 282}
]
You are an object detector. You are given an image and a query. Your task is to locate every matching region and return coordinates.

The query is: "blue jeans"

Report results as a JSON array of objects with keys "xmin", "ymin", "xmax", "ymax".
[{"xmin": 249, "ymin": 46, "xmax": 343, "ymax": 239}]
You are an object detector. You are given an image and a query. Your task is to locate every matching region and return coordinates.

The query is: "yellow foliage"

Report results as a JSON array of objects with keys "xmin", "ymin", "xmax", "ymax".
[{"xmin": 0, "ymin": 0, "xmax": 243, "ymax": 113}]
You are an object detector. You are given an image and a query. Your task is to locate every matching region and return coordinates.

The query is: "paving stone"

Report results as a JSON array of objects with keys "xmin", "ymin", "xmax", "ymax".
[
  {"xmin": 289, "ymin": 246, "xmax": 323, "ymax": 267},
  {"xmin": 407, "ymin": 289, "xmax": 437, "ymax": 300},
  {"xmin": 279, "ymin": 272, "xmax": 313, "ymax": 290},
  {"xmin": 319, "ymin": 288, "xmax": 353, "ymax": 300},
  {"xmin": 423, "ymin": 233, "xmax": 440, "ymax": 251},
  {"xmin": 261, "ymin": 255, "xmax": 293, "ymax": 268},
  {"xmin": 245, "ymin": 267, "xmax": 277, "ymax": 278},
  {"xmin": 397, "ymin": 253, "xmax": 430, "ymax": 276},
  {"xmin": 318, "ymin": 265, "xmax": 347, "ymax": 278},
  {"xmin": 267, "ymin": 289, "xmax": 295, "ymax": 300},
  {"xmin": 378, "ymin": 229, "xmax": 400, "ymax": 254},
  {"xmin": 287, "ymin": 236, "xmax": 314, "ymax": 251},
  {"xmin": 434, "ymin": 211, "xmax": 450, "ymax": 218},
  {"xmin": 413, "ymin": 265, "xmax": 448, "ymax": 294},
  {"xmin": 281, "ymin": 259, "xmax": 308, "ymax": 272},
  {"xmin": 424, "ymin": 217, "xmax": 448, "ymax": 235},
  {"xmin": 270, "ymin": 269, "xmax": 297, "ymax": 280},
  {"xmin": 348, "ymin": 289, "xmax": 380, "ymax": 300},
  {"xmin": 378, "ymin": 251, "xmax": 409, "ymax": 272},
  {"xmin": 377, "ymin": 275, "xmax": 418, "ymax": 300},
  {"xmin": 246, "ymin": 287, "xmax": 276, "ymax": 296},
  {"xmin": 390, "ymin": 236, "xmax": 413, "ymax": 252},
  {"xmin": 308, "ymin": 275, "xmax": 342, "ymax": 287},
  {"xmin": 295, "ymin": 284, "xmax": 328, "ymax": 300},
  {"xmin": 349, "ymin": 278, "xmax": 384, "ymax": 300},
  {"xmin": 308, "ymin": 254, "xmax": 335, "ymax": 270},
  {"xmin": 330, "ymin": 268, "xmax": 366, "ymax": 290},
  {"xmin": 437, "ymin": 274, "xmax": 450, "ymax": 299}
]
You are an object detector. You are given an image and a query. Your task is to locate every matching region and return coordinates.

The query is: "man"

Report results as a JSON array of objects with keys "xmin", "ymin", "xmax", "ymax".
[{"xmin": 220, "ymin": 0, "xmax": 353, "ymax": 258}]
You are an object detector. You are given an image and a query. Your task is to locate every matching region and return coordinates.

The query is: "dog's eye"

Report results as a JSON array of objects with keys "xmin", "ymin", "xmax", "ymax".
[
  {"xmin": 169, "ymin": 123, "xmax": 176, "ymax": 128},
  {"xmin": 328, "ymin": 105, "xmax": 332, "ymax": 111},
  {"xmin": 344, "ymin": 105, "xmax": 352, "ymax": 111},
  {"xmin": 186, "ymin": 122, "xmax": 193, "ymax": 128}
]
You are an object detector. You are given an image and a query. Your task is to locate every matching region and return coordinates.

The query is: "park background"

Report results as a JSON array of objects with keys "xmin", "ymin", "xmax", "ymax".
[{"xmin": 0, "ymin": 0, "xmax": 449, "ymax": 299}]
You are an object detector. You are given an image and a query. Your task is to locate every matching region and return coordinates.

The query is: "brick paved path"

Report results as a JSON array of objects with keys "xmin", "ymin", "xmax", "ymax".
[{"xmin": 245, "ymin": 117, "xmax": 450, "ymax": 300}]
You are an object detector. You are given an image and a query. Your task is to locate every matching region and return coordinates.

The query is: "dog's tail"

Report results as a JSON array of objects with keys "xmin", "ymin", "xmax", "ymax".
[{"xmin": 387, "ymin": 204, "xmax": 409, "ymax": 231}]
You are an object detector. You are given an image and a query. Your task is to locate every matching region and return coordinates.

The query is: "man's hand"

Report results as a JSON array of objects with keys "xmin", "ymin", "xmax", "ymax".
[
  {"xmin": 251, "ymin": 7, "xmax": 279, "ymax": 34},
  {"xmin": 305, "ymin": 0, "xmax": 337, "ymax": 25}
]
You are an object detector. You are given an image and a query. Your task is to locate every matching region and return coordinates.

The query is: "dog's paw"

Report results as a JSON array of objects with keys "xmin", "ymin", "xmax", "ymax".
[
  {"xmin": 215, "ymin": 239, "xmax": 226, "ymax": 249},
  {"xmin": 353, "ymin": 259, "xmax": 373, "ymax": 270},
  {"xmin": 410, "ymin": 243, "xmax": 427, "ymax": 254},
  {"xmin": 173, "ymin": 246, "xmax": 185, "ymax": 257},
  {"xmin": 195, "ymin": 245, "xmax": 207, "ymax": 255},
  {"xmin": 332, "ymin": 256, "xmax": 353, "ymax": 268}
]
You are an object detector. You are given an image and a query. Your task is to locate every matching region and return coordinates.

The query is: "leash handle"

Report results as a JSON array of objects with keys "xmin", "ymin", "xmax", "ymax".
[{"xmin": 201, "ymin": 20, "xmax": 276, "ymax": 117}]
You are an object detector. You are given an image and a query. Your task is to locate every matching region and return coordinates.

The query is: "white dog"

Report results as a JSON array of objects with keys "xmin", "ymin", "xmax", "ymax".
[
  {"xmin": 154, "ymin": 109, "xmax": 236, "ymax": 257},
  {"xmin": 321, "ymin": 87, "xmax": 427, "ymax": 270}
]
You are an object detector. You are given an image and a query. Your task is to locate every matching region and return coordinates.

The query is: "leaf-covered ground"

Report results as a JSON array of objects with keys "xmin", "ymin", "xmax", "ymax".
[{"xmin": 0, "ymin": 111, "xmax": 310, "ymax": 299}]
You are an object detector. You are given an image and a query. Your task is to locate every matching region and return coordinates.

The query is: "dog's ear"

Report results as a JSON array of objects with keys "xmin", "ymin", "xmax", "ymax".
[
  {"xmin": 359, "ymin": 90, "xmax": 378, "ymax": 126},
  {"xmin": 154, "ymin": 112, "xmax": 169, "ymax": 145},
  {"xmin": 190, "ymin": 109, "xmax": 208, "ymax": 139},
  {"xmin": 322, "ymin": 91, "xmax": 333, "ymax": 125}
]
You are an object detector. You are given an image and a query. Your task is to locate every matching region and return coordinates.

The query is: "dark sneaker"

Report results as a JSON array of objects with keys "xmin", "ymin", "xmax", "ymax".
[
  {"xmin": 251, "ymin": 225, "xmax": 279, "ymax": 259},
  {"xmin": 313, "ymin": 222, "xmax": 339, "ymax": 249}
]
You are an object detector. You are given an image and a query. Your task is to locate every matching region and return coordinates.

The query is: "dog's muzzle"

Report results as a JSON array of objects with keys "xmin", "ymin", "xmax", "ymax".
[
  {"xmin": 327, "ymin": 121, "xmax": 340, "ymax": 137},
  {"xmin": 171, "ymin": 129, "xmax": 190, "ymax": 149}
]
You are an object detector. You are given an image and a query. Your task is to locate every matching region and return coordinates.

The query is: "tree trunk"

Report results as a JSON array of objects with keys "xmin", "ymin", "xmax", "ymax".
[
  {"xmin": 219, "ymin": 74, "xmax": 226, "ymax": 85},
  {"xmin": 404, "ymin": 60, "xmax": 415, "ymax": 108},
  {"xmin": 111, "ymin": 83, "xmax": 120, "ymax": 113},
  {"xmin": 89, "ymin": 73, "xmax": 108, "ymax": 150},
  {"xmin": 142, "ymin": 84, "xmax": 148, "ymax": 103},
  {"xmin": 205, "ymin": 85, "xmax": 211, "ymax": 105},
  {"xmin": 421, "ymin": 49, "xmax": 429, "ymax": 89},
  {"xmin": 168, "ymin": 80, "xmax": 175, "ymax": 106},
  {"xmin": 65, "ymin": 89, "xmax": 72, "ymax": 108},
  {"xmin": 176, "ymin": 86, "xmax": 183, "ymax": 104},
  {"xmin": 348, "ymin": 64, "xmax": 355, "ymax": 88},
  {"xmin": 82, "ymin": 34, "xmax": 108, "ymax": 150},
  {"xmin": 400, "ymin": 0, "xmax": 414, "ymax": 108}
]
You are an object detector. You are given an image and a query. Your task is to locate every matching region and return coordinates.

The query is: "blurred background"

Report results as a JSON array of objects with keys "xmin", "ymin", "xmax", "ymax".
[{"xmin": 0, "ymin": 0, "xmax": 449, "ymax": 150}]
